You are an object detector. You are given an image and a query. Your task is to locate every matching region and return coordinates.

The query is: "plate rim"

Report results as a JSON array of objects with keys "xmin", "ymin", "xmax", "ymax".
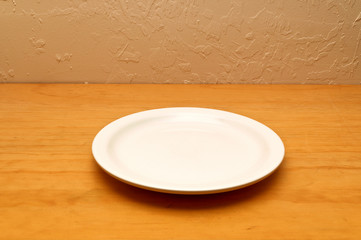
[{"xmin": 92, "ymin": 107, "xmax": 285, "ymax": 195}]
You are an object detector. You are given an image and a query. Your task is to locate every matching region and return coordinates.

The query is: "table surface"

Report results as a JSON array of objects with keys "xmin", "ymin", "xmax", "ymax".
[{"xmin": 0, "ymin": 84, "xmax": 360, "ymax": 240}]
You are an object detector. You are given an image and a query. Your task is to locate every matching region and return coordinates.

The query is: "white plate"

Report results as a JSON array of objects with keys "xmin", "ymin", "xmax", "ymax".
[{"xmin": 92, "ymin": 107, "xmax": 284, "ymax": 194}]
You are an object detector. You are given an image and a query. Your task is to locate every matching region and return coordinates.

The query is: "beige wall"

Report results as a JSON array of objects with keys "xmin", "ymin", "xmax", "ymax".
[{"xmin": 0, "ymin": 0, "xmax": 360, "ymax": 84}]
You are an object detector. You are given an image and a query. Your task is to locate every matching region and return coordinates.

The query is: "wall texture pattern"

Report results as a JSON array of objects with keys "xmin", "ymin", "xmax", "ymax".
[{"xmin": 0, "ymin": 0, "xmax": 361, "ymax": 84}]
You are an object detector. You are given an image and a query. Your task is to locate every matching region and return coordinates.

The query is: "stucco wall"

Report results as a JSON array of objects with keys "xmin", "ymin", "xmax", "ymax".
[{"xmin": 1, "ymin": 0, "xmax": 360, "ymax": 84}]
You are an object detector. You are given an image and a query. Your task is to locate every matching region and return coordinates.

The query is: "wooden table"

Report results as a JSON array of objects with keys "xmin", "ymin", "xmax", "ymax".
[{"xmin": 0, "ymin": 84, "xmax": 360, "ymax": 240}]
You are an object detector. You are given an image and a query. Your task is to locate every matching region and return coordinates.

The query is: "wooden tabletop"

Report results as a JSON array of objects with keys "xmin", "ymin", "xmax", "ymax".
[{"xmin": 0, "ymin": 84, "xmax": 360, "ymax": 240}]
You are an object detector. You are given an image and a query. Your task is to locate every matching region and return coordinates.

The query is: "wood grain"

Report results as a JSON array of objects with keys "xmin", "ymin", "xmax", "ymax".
[{"xmin": 0, "ymin": 84, "xmax": 360, "ymax": 240}]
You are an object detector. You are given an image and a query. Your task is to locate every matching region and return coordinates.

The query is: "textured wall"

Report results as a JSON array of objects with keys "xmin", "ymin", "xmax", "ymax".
[{"xmin": 0, "ymin": 0, "xmax": 360, "ymax": 84}]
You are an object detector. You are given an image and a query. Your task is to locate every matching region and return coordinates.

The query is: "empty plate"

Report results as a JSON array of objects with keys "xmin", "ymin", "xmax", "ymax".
[{"xmin": 92, "ymin": 107, "xmax": 284, "ymax": 194}]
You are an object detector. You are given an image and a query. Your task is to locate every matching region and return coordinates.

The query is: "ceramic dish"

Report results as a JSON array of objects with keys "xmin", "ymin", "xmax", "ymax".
[{"xmin": 92, "ymin": 107, "xmax": 284, "ymax": 194}]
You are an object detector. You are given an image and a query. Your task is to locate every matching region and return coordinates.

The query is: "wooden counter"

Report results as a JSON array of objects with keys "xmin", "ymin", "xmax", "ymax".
[{"xmin": 0, "ymin": 84, "xmax": 360, "ymax": 240}]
